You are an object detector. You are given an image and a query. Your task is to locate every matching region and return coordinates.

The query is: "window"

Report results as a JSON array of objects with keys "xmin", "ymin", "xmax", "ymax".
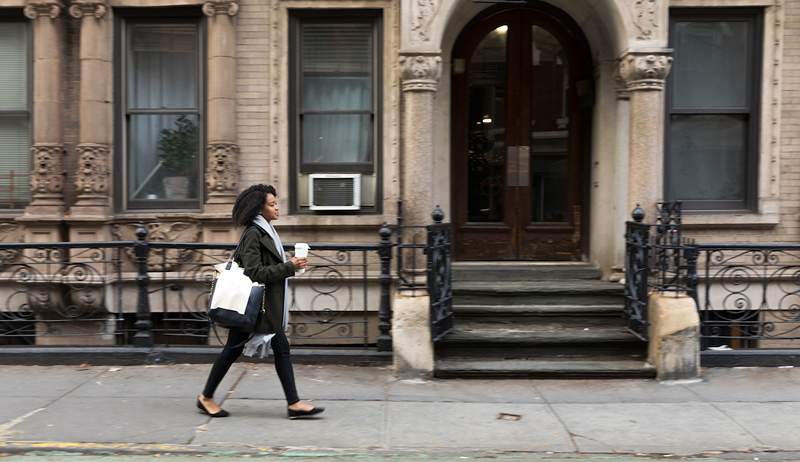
[
  {"xmin": 290, "ymin": 11, "xmax": 382, "ymax": 213},
  {"xmin": 666, "ymin": 9, "xmax": 762, "ymax": 211},
  {"xmin": 117, "ymin": 17, "xmax": 203, "ymax": 210},
  {"xmin": 0, "ymin": 20, "xmax": 30, "ymax": 209}
]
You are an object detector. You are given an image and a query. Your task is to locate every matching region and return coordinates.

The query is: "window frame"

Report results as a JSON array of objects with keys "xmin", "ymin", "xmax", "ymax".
[
  {"xmin": 114, "ymin": 8, "xmax": 206, "ymax": 212},
  {"xmin": 288, "ymin": 9, "xmax": 383, "ymax": 214},
  {"xmin": 0, "ymin": 14, "xmax": 32, "ymax": 210},
  {"xmin": 665, "ymin": 7, "xmax": 763, "ymax": 212}
]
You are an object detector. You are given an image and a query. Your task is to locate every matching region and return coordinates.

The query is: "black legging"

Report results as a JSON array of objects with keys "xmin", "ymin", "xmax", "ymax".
[{"xmin": 203, "ymin": 329, "xmax": 299, "ymax": 405}]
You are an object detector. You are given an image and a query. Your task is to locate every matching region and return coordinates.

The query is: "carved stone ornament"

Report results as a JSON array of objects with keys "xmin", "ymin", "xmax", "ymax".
[
  {"xmin": 399, "ymin": 54, "xmax": 442, "ymax": 92},
  {"xmin": 206, "ymin": 142, "xmax": 240, "ymax": 195},
  {"xmin": 74, "ymin": 143, "xmax": 110, "ymax": 197},
  {"xmin": 112, "ymin": 222, "xmax": 202, "ymax": 271},
  {"xmin": 411, "ymin": 0, "xmax": 439, "ymax": 42},
  {"xmin": 68, "ymin": 0, "xmax": 107, "ymax": 19},
  {"xmin": 30, "ymin": 144, "xmax": 66, "ymax": 196},
  {"xmin": 23, "ymin": 0, "xmax": 63, "ymax": 19},
  {"xmin": 633, "ymin": 0, "xmax": 659, "ymax": 41},
  {"xmin": 618, "ymin": 51, "xmax": 673, "ymax": 91},
  {"xmin": 202, "ymin": 0, "xmax": 239, "ymax": 17}
]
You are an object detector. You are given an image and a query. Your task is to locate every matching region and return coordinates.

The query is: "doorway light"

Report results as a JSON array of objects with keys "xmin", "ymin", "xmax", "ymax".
[{"xmin": 495, "ymin": 25, "xmax": 508, "ymax": 34}]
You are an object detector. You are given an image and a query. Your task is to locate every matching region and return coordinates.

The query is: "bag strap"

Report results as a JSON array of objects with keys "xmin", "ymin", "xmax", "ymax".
[{"xmin": 226, "ymin": 225, "xmax": 255, "ymax": 270}]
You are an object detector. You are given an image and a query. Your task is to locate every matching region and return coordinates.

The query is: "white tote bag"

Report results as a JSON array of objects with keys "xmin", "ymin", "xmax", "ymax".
[{"xmin": 209, "ymin": 260, "xmax": 256, "ymax": 316}]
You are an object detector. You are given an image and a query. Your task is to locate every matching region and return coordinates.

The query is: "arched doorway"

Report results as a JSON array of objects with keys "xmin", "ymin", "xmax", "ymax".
[{"xmin": 451, "ymin": 3, "xmax": 593, "ymax": 261}]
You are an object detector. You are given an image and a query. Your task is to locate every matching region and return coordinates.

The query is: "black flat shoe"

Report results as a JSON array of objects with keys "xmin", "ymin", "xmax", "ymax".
[
  {"xmin": 287, "ymin": 406, "xmax": 325, "ymax": 419},
  {"xmin": 197, "ymin": 398, "xmax": 230, "ymax": 418}
]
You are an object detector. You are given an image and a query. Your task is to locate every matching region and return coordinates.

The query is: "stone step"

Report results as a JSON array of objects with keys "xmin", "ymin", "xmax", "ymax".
[
  {"xmin": 452, "ymin": 262, "xmax": 602, "ymax": 282},
  {"xmin": 452, "ymin": 304, "xmax": 624, "ymax": 317},
  {"xmin": 435, "ymin": 343, "xmax": 646, "ymax": 359},
  {"xmin": 434, "ymin": 357, "xmax": 656, "ymax": 379},
  {"xmin": 438, "ymin": 319, "xmax": 639, "ymax": 346},
  {"xmin": 453, "ymin": 280, "xmax": 624, "ymax": 306}
]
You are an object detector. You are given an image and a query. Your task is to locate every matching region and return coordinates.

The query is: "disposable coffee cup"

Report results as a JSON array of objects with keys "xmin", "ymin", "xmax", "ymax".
[{"xmin": 294, "ymin": 243, "xmax": 309, "ymax": 274}]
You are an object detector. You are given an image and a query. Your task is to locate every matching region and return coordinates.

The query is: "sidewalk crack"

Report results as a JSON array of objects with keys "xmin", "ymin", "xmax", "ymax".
[
  {"xmin": 0, "ymin": 367, "xmax": 104, "ymax": 437},
  {"xmin": 187, "ymin": 365, "xmax": 248, "ymax": 446},
  {"xmin": 532, "ymin": 382, "xmax": 579, "ymax": 453}
]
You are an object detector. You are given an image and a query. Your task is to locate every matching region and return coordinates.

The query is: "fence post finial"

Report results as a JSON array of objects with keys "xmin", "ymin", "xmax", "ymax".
[
  {"xmin": 632, "ymin": 204, "xmax": 645, "ymax": 223},
  {"xmin": 432, "ymin": 205, "xmax": 444, "ymax": 224}
]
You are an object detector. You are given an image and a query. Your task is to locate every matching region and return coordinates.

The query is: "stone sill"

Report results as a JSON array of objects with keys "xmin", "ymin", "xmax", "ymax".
[{"xmin": 681, "ymin": 211, "xmax": 780, "ymax": 229}]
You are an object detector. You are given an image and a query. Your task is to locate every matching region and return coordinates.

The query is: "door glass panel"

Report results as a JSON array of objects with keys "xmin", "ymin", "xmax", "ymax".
[
  {"xmin": 530, "ymin": 25, "xmax": 569, "ymax": 223},
  {"xmin": 467, "ymin": 25, "xmax": 507, "ymax": 222}
]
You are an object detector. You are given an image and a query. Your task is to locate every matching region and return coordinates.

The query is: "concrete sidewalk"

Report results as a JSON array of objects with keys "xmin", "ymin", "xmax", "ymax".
[{"xmin": 0, "ymin": 363, "xmax": 798, "ymax": 457}]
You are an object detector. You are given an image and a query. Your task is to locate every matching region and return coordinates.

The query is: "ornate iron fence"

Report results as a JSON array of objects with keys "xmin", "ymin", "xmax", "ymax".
[
  {"xmin": 0, "ymin": 226, "xmax": 393, "ymax": 350},
  {"xmin": 393, "ymin": 204, "xmax": 454, "ymax": 341},
  {"xmin": 624, "ymin": 202, "xmax": 800, "ymax": 349},
  {"xmin": 624, "ymin": 202, "xmax": 694, "ymax": 339},
  {"xmin": 426, "ymin": 206, "xmax": 453, "ymax": 341},
  {"xmin": 690, "ymin": 245, "xmax": 800, "ymax": 349}
]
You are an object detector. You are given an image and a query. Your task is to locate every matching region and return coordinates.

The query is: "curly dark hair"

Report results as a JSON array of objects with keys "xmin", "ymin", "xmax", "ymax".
[{"xmin": 232, "ymin": 184, "xmax": 277, "ymax": 226}]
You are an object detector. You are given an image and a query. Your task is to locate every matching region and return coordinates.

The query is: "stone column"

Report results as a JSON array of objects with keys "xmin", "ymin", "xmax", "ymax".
[
  {"xmin": 399, "ymin": 53, "xmax": 441, "ymax": 231},
  {"xmin": 618, "ymin": 50, "xmax": 672, "ymax": 214},
  {"xmin": 394, "ymin": 53, "xmax": 441, "ymax": 377},
  {"xmin": 22, "ymin": 1, "xmax": 66, "ymax": 219},
  {"xmin": 69, "ymin": 0, "xmax": 112, "ymax": 218},
  {"xmin": 203, "ymin": 0, "xmax": 240, "ymax": 214}
]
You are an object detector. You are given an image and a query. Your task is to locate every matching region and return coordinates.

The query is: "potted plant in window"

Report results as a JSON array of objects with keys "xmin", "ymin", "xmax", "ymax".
[{"xmin": 157, "ymin": 115, "xmax": 198, "ymax": 199}]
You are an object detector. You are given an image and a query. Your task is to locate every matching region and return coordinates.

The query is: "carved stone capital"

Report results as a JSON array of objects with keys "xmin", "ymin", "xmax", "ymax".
[
  {"xmin": 202, "ymin": 0, "xmax": 239, "ymax": 17},
  {"xmin": 30, "ymin": 143, "xmax": 66, "ymax": 197},
  {"xmin": 74, "ymin": 143, "xmax": 110, "ymax": 198},
  {"xmin": 399, "ymin": 54, "xmax": 442, "ymax": 92},
  {"xmin": 68, "ymin": 0, "xmax": 107, "ymax": 19},
  {"xmin": 206, "ymin": 142, "xmax": 240, "ymax": 196},
  {"xmin": 618, "ymin": 51, "xmax": 673, "ymax": 91},
  {"xmin": 24, "ymin": 0, "xmax": 63, "ymax": 19}
]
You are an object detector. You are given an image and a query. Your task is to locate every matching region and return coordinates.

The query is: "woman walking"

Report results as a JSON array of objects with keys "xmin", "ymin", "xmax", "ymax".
[{"xmin": 197, "ymin": 184, "xmax": 325, "ymax": 419}]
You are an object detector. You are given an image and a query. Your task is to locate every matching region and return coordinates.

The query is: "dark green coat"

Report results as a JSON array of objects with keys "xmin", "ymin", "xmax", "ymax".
[{"xmin": 233, "ymin": 225, "xmax": 296, "ymax": 335}]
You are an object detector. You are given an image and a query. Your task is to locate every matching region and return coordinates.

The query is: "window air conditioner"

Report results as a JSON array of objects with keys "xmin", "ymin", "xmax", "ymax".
[{"xmin": 308, "ymin": 174, "xmax": 361, "ymax": 211}]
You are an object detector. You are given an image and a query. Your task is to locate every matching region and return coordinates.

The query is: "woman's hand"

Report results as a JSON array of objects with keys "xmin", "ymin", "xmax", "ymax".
[{"xmin": 290, "ymin": 256, "xmax": 308, "ymax": 269}]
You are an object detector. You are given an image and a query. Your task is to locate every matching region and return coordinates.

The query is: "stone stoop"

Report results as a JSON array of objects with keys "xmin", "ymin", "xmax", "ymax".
[{"xmin": 434, "ymin": 263, "xmax": 655, "ymax": 379}]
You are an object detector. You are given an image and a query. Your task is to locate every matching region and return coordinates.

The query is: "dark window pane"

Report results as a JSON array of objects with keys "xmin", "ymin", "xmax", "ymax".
[
  {"xmin": 0, "ymin": 23, "xmax": 28, "ymax": 111},
  {"xmin": 0, "ymin": 116, "xmax": 30, "ymax": 208},
  {"xmin": 127, "ymin": 114, "xmax": 200, "ymax": 201},
  {"xmin": 668, "ymin": 114, "xmax": 747, "ymax": 202},
  {"xmin": 302, "ymin": 113, "xmax": 370, "ymax": 164},
  {"xmin": 127, "ymin": 24, "xmax": 198, "ymax": 109},
  {"xmin": 672, "ymin": 21, "xmax": 749, "ymax": 108},
  {"xmin": 467, "ymin": 25, "xmax": 507, "ymax": 222}
]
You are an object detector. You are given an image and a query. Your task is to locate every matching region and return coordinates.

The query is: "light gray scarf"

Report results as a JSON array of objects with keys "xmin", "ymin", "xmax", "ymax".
[{"xmin": 243, "ymin": 214, "xmax": 290, "ymax": 358}]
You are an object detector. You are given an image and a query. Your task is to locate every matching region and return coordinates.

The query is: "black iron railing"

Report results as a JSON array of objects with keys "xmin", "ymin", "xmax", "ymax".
[
  {"xmin": 426, "ymin": 206, "xmax": 453, "ymax": 341},
  {"xmin": 691, "ymin": 244, "xmax": 800, "ymax": 349},
  {"xmin": 0, "ymin": 226, "xmax": 393, "ymax": 350},
  {"xmin": 624, "ymin": 202, "xmax": 800, "ymax": 349},
  {"xmin": 624, "ymin": 202, "xmax": 694, "ymax": 339},
  {"xmin": 393, "ymin": 204, "xmax": 454, "ymax": 341}
]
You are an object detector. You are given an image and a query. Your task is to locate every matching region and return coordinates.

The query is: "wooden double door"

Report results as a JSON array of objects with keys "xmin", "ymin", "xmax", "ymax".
[{"xmin": 451, "ymin": 5, "xmax": 593, "ymax": 261}]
